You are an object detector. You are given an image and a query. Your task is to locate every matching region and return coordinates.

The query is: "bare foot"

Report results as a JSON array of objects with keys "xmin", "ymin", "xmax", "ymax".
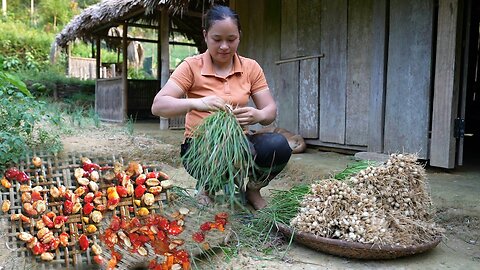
[
  {"xmin": 246, "ymin": 188, "xmax": 267, "ymax": 210},
  {"xmin": 195, "ymin": 190, "xmax": 214, "ymax": 206}
]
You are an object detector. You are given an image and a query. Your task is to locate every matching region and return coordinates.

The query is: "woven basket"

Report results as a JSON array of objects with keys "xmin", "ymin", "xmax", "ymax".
[{"xmin": 277, "ymin": 223, "xmax": 442, "ymax": 260}]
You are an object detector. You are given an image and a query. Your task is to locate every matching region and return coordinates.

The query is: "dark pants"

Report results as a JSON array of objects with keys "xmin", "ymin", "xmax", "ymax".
[{"xmin": 180, "ymin": 132, "xmax": 292, "ymax": 189}]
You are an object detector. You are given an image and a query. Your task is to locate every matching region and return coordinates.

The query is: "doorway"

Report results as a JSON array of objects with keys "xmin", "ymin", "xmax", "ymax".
[{"xmin": 460, "ymin": 0, "xmax": 480, "ymax": 166}]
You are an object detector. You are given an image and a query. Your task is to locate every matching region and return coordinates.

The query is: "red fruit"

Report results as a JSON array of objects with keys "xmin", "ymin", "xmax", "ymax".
[
  {"xmin": 31, "ymin": 191, "xmax": 42, "ymax": 202},
  {"xmin": 110, "ymin": 215, "xmax": 121, "ymax": 231},
  {"xmin": 59, "ymin": 232, "xmax": 69, "ymax": 247},
  {"xmin": 168, "ymin": 220, "xmax": 183, "ymax": 236},
  {"xmin": 94, "ymin": 255, "xmax": 105, "ymax": 265},
  {"xmin": 84, "ymin": 192, "xmax": 94, "ymax": 204},
  {"xmin": 48, "ymin": 237, "xmax": 60, "ymax": 250},
  {"xmin": 31, "ymin": 241, "xmax": 45, "ymax": 255},
  {"xmin": 192, "ymin": 231, "xmax": 205, "ymax": 243},
  {"xmin": 5, "ymin": 167, "xmax": 20, "ymax": 180},
  {"xmin": 128, "ymin": 217, "xmax": 141, "ymax": 230},
  {"xmin": 54, "ymin": 215, "xmax": 68, "ymax": 228},
  {"xmin": 135, "ymin": 174, "xmax": 146, "ymax": 185},
  {"xmin": 146, "ymin": 172, "xmax": 157, "ymax": 179},
  {"xmin": 216, "ymin": 218, "xmax": 227, "ymax": 226},
  {"xmin": 134, "ymin": 184, "xmax": 146, "ymax": 198},
  {"xmin": 63, "ymin": 200, "xmax": 73, "ymax": 215},
  {"xmin": 78, "ymin": 234, "xmax": 89, "ymax": 251},
  {"xmin": 200, "ymin": 222, "xmax": 212, "ymax": 231},
  {"xmin": 157, "ymin": 171, "xmax": 169, "ymax": 180},
  {"xmin": 157, "ymin": 217, "xmax": 170, "ymax": 231},
  {"xmin": 215, "ymin": 212, "xmax": 229, "ymax": 220},
  {"xmin": 156, "ymin": 230, "xmax": 166, "ymax": 241},
  {"xmin": 174, "ymin": 250, "xmax": 190, "ymax": 264},
  {"xmin": 148, "ymin": 259, "xmax": 158, "ymax": 269},
  {"xmin": 42, "ymin": 214, "xmax": 54, "ymax": 228},
  {"xmin": 83, "ymin": 202, "xmax": 94, "ymax": 215},
  {"xmin": 82, "ymin": 162, "xmax": 100, "ymax": 172},
  {"xmin": 116, "ymin": 186, "xmax": 128, "ymax": 197},
  {"xmin": 16, "ymin": 171, "xmax": 30, "ymax": 183}
]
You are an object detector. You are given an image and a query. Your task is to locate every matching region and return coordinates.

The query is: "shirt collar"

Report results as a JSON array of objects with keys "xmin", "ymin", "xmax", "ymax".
[{"xmin": 201, "ymin": 50, "xmax": 243, "ymax": 77}]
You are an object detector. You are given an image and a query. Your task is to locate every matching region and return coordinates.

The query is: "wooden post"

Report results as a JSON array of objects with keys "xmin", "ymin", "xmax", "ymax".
[
  {"xmin": 122, "ymin": 22, "xmax": 129, "ymax": 122},
  {"xmin": 96, "ymin": 38, "xmax": 101, "ymax": 79},
  {"xmin": 368, "ymin": 0, "xmax": 388, "ymax": 152},
  {"xmin": 430, "ymin": 0, "xmax": 463, "ymax": 168},
  {"xmin": 159, "ymin": 7, "xmax": 170, "ymax": 130}
]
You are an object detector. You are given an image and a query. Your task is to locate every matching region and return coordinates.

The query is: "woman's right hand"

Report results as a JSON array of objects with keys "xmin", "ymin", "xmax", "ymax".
[{"xmin": 193, "ymin": 96, "xmax": 226, "ymax": 112}]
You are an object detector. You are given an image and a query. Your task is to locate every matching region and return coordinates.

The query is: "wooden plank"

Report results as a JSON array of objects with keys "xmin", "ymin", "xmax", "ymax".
[
  {"xmin": 346, "ymin": 0, "xmax": 373, "ymax": 146},
  {"xmin": 320, "ymin": 0, "xmax": 347, "ymax": 144},
  {"xmin": 298, "ymin": 0, "xmax": 321, "ymax": 139},
  {"xmin": 235, "ymin": 0, "xmax": 249, "ymax": 55},
  {"xmin": 278, "ymin": 0, "xmax": 299, "ymax": 132},
  {"xmin": 430, "ymin": 0, "xmax": 463, "ymax": 168},
  {"xmin": 96, "ymin": 78, "xmax": 124, "ymax": 122},
  {"xmin": 247, "ymin": 0, "xmax": 264, "ymax": 63},
  {"xmin": 299, "ymin": 59, "xmax": 319, "ymax": 138},
  {"xmin": 384, "ymin": 0, "xmax": 434, "ymax": 159},
  {"xmin": 368, "ymin": 0, "xmax": 388, "ymax": 152},
  {"xmin": 122, "ymin": 22, "xmax": 128, "ymax": 121},
  {"xmin": 262, "ymin": 0, "xmax": 282, "ymax": 113}
]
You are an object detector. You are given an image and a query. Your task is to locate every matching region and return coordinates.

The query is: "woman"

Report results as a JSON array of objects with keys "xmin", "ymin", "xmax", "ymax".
[{"xmin": 151, "ymin": 5, "xmax": 291, "ymax": 209}]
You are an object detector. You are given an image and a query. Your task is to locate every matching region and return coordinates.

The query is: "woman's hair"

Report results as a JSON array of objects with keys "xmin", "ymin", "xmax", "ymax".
[{"xmin": 203, "ymin": 5, "xmax": 241, "ymax": 32}]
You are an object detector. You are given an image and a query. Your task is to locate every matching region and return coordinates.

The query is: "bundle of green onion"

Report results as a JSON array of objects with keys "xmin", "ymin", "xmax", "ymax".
[{"xmin": 181, "ymin": 107, "xmax": 255, "ymax": 204}]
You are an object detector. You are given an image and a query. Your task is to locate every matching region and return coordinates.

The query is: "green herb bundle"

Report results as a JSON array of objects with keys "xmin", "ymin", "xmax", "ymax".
[{"xmin": 182, "ymin": 108, "xmax": 255, "ymax": 204}]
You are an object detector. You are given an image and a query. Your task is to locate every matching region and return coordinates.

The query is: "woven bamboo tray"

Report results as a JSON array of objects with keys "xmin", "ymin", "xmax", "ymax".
[
  {"xmin": 0, "ymin": 153, "xmax": 173, "ymax": 269},
  {"xmin": 277, "ymin": 223, "xmax": 442, "ymax": 260}
]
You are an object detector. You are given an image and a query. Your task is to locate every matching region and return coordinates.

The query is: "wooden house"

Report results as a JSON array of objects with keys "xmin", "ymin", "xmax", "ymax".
[
  {"xmin": 55, "ymin": 0, "xmax": 479, "ymax": 169},
  {"xmin": 232, "ymin": 0, "xmax": 479, "ymax": 169}
]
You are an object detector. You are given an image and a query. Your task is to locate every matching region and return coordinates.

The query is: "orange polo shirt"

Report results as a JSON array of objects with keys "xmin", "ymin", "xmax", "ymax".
[{"xmin": 169, "ymin": 50, "xmax": 269, "ymax": 138}]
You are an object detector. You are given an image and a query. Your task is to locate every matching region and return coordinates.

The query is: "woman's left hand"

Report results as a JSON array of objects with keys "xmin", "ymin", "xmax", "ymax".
[{"xmin": 232, "ymin": 106, "xmax": 263, "ymax": 126}]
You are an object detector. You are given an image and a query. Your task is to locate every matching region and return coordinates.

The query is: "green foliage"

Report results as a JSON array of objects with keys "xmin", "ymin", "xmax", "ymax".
[
  {"xmin": 38, "ymin": 0, "xmax": 78, "ymax": 31},
  {"xmin": 15, "ymin": 67, "xmax": 95, "ymax": 98},
  {"xmin": 0, "ymin": 21, "xmax": 53, "ymax": 71},
  {"xmin": 182, "ymin": 109, "xmax": 255, "ymax": 205},
  {"xmin": 0, "ymin": 71, "xmax": 63, "ymax": 170},
  {"xmin": 125, "ymin": 115, "xmax": 137, "ymax": 136}
]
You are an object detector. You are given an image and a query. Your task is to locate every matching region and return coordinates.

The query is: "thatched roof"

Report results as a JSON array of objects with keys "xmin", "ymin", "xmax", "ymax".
[{"xmin": 54, "ymin": 0, "xmax": 222, "ymax": 50}]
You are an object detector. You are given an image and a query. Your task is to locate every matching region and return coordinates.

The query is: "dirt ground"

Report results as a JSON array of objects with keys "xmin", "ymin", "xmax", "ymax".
[{"xmin": 14, "ymin": 121, "xmax": 480, "ymax": 269}]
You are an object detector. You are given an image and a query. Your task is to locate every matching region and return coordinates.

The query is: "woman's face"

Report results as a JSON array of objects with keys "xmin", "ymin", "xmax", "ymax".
[{"xmin": 204, "ymin": 18, "xmax": 240, "ymax": 66}]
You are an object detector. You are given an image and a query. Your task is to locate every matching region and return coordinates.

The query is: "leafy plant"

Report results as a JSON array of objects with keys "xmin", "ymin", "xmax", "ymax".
[
  {"xmin": 0, "ymin": 71, "xmax": 63, "ymax": 170},
  {"xmin": 181, "ymin": 108, "xmax": 255, "ymax": 205},
  {"xmin": 125, "ymin": 114, "xmax": 137, "ymax": 136}
]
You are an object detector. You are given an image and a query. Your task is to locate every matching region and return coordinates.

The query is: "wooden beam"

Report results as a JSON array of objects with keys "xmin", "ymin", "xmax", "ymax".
[
  {"xmin": 158, "ymin": 8, "xmax": 170, "ymax": 130},
  {"xmin": 101, "ymin": 35, "xmax": 196, "ymax": 47},
  {"xmin": 160, "ymin": 8, "xmax": 170, "ymax": 87},
  {"xmin": 122, "ymin": 22, "xmax": 128, "ymax": 122},
  {"xmin": 96, "ymin": 38, "xmax": 101, "ymax": 79},
  {"xmin": 126, "ymin": 22, "xmax": 159, "ymax": 30}
]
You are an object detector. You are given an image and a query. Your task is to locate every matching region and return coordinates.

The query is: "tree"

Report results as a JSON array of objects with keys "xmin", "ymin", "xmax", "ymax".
[
  {"xmin": 38, "ymin": 0, "xmax": 76, "ymax": 31},
  {"xmin": 2, "ymin": 0, "xmax": 6, "ymax": 17}
]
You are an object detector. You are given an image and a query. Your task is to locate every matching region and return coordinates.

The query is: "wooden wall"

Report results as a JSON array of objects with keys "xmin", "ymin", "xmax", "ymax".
[
  {"xmin": 384, "ymin": 0, "xmax": 434, "ymax": 159},
  {"xmin": 234, "ymin": 0, "xmax": 436, "ymax": 159},
  {"xmin": 96, "ymin": 78, "xmax": 124, "ymax": 122}
]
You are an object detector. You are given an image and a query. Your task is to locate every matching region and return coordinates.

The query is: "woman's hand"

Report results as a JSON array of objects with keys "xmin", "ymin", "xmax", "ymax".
[
  {"xmin": 232, "ymin": 106, "xmax": 263, "ymax": 126},
  {"xmin": 193, "ymin": 96, "xmax": 226, "ymax": 112}
]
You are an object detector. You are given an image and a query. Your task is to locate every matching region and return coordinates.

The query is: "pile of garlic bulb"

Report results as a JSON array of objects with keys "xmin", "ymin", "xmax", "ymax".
[{"xmin": 290, "ymin": 153, "xmax": 442, "ymax": 246}]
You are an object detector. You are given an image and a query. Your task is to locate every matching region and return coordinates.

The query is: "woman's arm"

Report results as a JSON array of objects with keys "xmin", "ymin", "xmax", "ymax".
[
  {"xmin": 151, "ymin": 80, "xmax": 226, "ymax": 118},
  {"xmin": 233, "ymin": 89, "xmax": 277, "ymax": 126}
]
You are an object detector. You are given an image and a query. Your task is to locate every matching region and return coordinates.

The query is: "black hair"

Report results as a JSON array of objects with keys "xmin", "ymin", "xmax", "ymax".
[{"xmin": 203, "ymin": 5, "xmax": 241, "ymax": 33}]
